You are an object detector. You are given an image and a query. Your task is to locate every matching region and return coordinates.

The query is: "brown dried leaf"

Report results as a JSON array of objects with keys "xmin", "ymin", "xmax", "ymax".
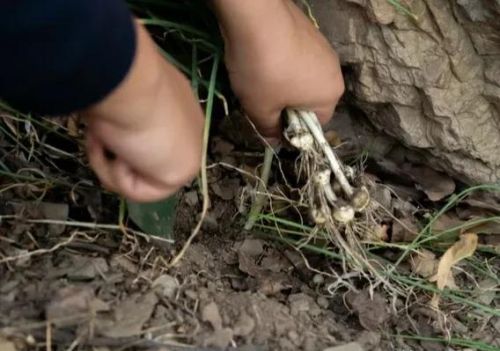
[
  {"xmin": 410, "ymin": 250, "xmax": 457, "ymax": 288},
  {"xmin": 46, "ymin": 286, "xmax": 108, "ymax": 327},
  {"xmin": 66, "ymin": 256, "xmax": 109, "ymax": 280},
  {"xmin": 240, "ymin": 163, "xmax": 259, "ymax": 187},
  {"xmin": 97, "ymin": 292, "xmax": 157, "ymax": 338},
  {"xmin": 210, "ymin": 177, "xmax": 240, "ymax": 200},
  {"xmin": 463, "ymin": 192, "xmax": 500, "ymax": 214},
  {"xmin": 431, "ymin": 213, "xmax": 466, "ymax": 235},
  {"xmin": 392, "ymin": 218, "xmax": 420, "ymax": 242},
  {"xmin": 430, "ymin": 233, "xmax": 478, "ymax": 307},
  {"xmin": 403, "ymin": 165, "xmax": 455, "ymax": 201},
  {"xmin": 211, "ymin": 136, "xmax": 235, "ymax": 156}
]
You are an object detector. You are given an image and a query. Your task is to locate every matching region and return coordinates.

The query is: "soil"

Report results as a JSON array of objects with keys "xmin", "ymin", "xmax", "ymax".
[
  {"xmin": 0, "ymin": 189, "xmax": 385, "ymax": 351},
  {"xmin": 1, "ymin": 113, "xmax": 499, "ymax": 351}
]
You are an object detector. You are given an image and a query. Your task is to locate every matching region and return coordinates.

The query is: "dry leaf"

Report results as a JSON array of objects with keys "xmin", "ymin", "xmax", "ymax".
[
  {"xmin": 97, "ymin": 292, "xmax": 157, "ymax": 337},
  {"xmin": 211, "ymin": 136, "xmax": 234, "ymax": 156},
  {"xmin": 430, "ymin": 233, "xmax": 478, "ymax": 307},
  {"xmin": 430, "ymin": 213, "xmax": 465, "ymax": 232},
  {"xmin": 402, "ymin": 165, "xmax": 455, "ymax": 201}
]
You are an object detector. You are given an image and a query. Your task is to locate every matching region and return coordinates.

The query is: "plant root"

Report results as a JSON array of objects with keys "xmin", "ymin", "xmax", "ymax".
[{"xmin": 281, "ymin": 109, "xmax": 397, "ymax": 291}]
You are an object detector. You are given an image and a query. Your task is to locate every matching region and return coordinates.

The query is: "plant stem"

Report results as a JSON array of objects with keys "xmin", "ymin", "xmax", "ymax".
[
  {"xmin": 244, "ymin": 145, "xmax": 274, "ymax": 230},
  {"xmin": 168, "ymin": 54, "xmax": 220, "ymax": 267},
  {"xmin": 298, "ymin": 110, "xmax": 354, "ymax": 198}
]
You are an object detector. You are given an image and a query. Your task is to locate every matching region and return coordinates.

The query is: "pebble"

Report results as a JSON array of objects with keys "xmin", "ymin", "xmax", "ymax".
[
  {"xmin": 152, "ymin": 274, "xmax": 178, "ymax": 299},
  {"xmin": 317, "ymin": 296, "xmax": 330, "ymax": 309}
]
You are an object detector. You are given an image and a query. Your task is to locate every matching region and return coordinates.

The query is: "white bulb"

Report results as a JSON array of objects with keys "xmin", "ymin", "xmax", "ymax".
[{"xmin": 333, "ymin": 206, "xmax": 355, "ymax": 223}]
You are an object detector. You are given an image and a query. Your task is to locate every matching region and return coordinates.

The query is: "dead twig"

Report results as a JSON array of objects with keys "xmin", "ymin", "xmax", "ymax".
[{"xmin": 0, "ymin": 230, "xmax": 80, "ymax": 264}]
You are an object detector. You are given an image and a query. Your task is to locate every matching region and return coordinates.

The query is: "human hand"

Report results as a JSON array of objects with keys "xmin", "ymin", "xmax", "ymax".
[
  {"xmin": 213, "ymin": 0, "xmax": 345, "ymax": 141},
  {"xmin": 83, "ymin": 22, "xmax": 204, "ymax": 202}
]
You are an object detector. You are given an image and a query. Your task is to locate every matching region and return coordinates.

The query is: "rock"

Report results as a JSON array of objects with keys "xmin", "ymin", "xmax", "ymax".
[
  {"xmin": 317, "ymin": 296, "xmax": 330, "ymax": 309},
  {"xmin": 323, "ymin": 342, "xmax": 365, "ymax": 351},
  {"xmin": 237, "ymin": 238, "xmax": 265, "ymax": 257},
  {"xmin": 184, "ymin": 190, "xmax": 199, "ymax": 207},
  {"xmin": 288, "ymin": 293, "xmax": 321, "ymax": 317},
  {"xmin": 310, "ymin": 0, "xmax": 500, "ymax": 184},
  {"xmin": 152, "ymin": 274, "xmax": 179, "ymax": 299},
  {"xmin": 201, "ymin": 301, "xmax": 223, "ymax": 330},
  {"xmin": 202, "ymin": 327, "xmax": 233, "ymax": 349},
  {"xmin": 201, "ymin": 211, "xmax": 218, "ymax": 231},
  {"xmin": 0, "ymin": 337, "xmax": 16, "ymax": 351},
  {"xmin": 356, "ymin": 330, "xmax": 381, "ymax": 349},
  {"xmin": 233, "ymin": 312, "xmax": 256, "ymax": 337},
  {"xmin": 347, "ymin": 290, "xmax": 390, "ymax": 331}
]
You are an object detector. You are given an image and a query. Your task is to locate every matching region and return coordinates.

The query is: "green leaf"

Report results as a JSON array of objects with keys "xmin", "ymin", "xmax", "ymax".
[{"xmin": 127, "ymin": 195, "xmax": 178, "ymax": 239}]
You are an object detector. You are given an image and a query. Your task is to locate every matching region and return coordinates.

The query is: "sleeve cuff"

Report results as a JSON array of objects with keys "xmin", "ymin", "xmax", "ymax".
[{"xmin": 0, "ymin": 0, "xmax": 136, "ymax": 115}]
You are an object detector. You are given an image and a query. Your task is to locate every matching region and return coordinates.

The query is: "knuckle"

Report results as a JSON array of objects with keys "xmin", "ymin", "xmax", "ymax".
[
  {"xmin": 325, "ymin": 73, "xmax": 345, "ymax": 104},
  {"xmin": 167, "ymin": 151, "xmax": 201, "ymax": 188}
]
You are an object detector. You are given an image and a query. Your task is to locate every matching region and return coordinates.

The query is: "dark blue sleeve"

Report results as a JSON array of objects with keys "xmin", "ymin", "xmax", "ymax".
[{"xmin": 0, "ymin": 0, "xmax": 136, "ymax": 115}]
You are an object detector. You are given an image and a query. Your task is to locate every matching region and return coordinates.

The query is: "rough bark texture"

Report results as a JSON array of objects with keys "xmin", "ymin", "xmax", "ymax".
[{"xmin": 309, "ymin": 0, "xmax": 500, "ymax": 184}]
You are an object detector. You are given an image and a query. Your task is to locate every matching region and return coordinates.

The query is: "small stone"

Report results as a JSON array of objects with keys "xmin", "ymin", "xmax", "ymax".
[
  {"xmin": 279, "ymin": 337, "xmax": 296, "ymax": 350},
  {"xmin": 0, "ymin": 337, "xmax": 16, "ymax": 351},
  {"xmin": 201, "ymin": 212, "xmax": 218, "ymax": 231},
  {"xmin": 288, "ymin": 330, "xmax": 300, "ymax": 346},
  {"xmin": 288, "ymin": 293, "xmax": 312, "ymax": 316},
  {"xmin": 203, "ymin": 328, "xmax": 233, "ymax": 349},
  {"xmin": 184, "ymin": 190, "xmax": 199, "ymax": 207},
  {"xmin": 238, "ymin": 238, "xmax": 265, "ymax": 257},
  {"xmin": 317, "ymin": 296, "xmax": 330, "ymax": 309},
  {"xmin": 233, "ymin": 313, "xmax": 255, "ymax": 337},
  {"xmin": 356, "ymin": 331, "xmax": 381, "ymax": 348},
  {"xmin": 152, "ymin": 274, "xmax": 179, "ymax": 299},
  {"xmin": 201, "ymin": 301, "xmax": 222, "ymax": 330},
  {"xmin": 303, "ymin": 337, "xmax": 317, "ymax": 351}
]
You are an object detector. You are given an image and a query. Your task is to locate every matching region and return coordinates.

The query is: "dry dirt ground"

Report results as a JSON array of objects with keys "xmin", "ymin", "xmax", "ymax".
[{"xmin": 1, "ymin": 113, "xmax": 499, "ymax": 351}]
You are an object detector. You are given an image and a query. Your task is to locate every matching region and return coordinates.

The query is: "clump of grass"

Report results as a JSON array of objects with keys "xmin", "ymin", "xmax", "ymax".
[{"xmin": 255, "ymin": 184, "xmax": 499, "ymax": 346}]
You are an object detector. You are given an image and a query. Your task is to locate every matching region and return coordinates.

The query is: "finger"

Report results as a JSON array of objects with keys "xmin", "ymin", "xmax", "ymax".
[
  {"xmin": 86, "ymin": 133, "xmax": 118, "ymax": 193},
  {"xmin": 313, "ymin": 101, "xmax": 338, "ymax": 126},
  {"xmin": 110, "ymin": 159, "xmax": 176, "ymax": 202},
  {"xmin": 245, "ymin": 106, "xmax": 283, "ymax": 140}
]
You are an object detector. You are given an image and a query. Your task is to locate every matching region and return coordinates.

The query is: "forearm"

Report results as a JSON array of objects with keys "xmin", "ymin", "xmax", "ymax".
[
  {"xmin": 212, "ymin": 0, "xmax": 291, "ymax": 43},
  {"xmin": 0, "ymin": 0, "xmax": 135, "ymax": 115}
]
